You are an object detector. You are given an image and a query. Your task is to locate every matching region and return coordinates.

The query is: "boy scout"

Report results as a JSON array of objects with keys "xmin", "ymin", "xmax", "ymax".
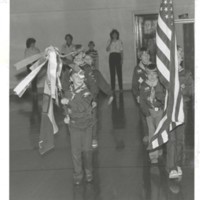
[
  {"xmin": 139, "ymin": 64, "xmax": 165, "ymax": 164},
  {"xmin": 61, "ymin": 64, "xmax": 94, "ymax": 185}
]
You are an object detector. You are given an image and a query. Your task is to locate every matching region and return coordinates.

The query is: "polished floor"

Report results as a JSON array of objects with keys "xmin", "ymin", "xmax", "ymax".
[{"xmin": 10, "ymin": 90, "xmax": 194, "ymax": 200}]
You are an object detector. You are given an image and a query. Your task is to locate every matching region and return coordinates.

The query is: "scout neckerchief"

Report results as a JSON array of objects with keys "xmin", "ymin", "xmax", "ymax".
[{"xmin": 146, "ymin": 79, "xmax": 158, "ymax": 104}]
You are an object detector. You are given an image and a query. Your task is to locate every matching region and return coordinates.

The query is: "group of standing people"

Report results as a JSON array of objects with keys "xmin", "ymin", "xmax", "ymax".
[
  {"xmin": 132, "ymin": 46, "xmax": 194, "ymax": 179},
  {"xmin": 23, "ymin": 29, "xmax": 193, "ymax": 184}
]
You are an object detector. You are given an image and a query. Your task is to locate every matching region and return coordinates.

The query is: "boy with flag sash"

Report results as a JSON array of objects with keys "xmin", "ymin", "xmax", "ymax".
[{"xmin": 61, "ymin": 64, "xmax": 95, "ymax": 185}]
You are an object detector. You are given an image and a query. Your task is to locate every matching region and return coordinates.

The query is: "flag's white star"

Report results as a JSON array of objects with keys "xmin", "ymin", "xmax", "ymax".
[
  {"xmin": 165, "ymin": 7, "xmax": 168, "ymax": 12},
  {"xmin": 164, "ymin": 0, "xmax": 167, "ymax": 4},
  {"xmin": 171, "ymin": 15, "xmax": 173, "ymax": 18},
  {"xmin": 166, "ymin": 15, "xmax": 169, "ymax": 19},
  {"xmin": 160, "ymin": 7, "xmax": 163, "ymax": 11},
  {"xmin": 169, "ymin": 0, "xmax": 172, "ymax": 4}
]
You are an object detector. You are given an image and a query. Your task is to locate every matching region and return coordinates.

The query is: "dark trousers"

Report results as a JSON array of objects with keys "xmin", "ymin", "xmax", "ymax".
[
  {"xmin": 69, "ymin": 125, "xmax": 93, "ymax": 180},
  {"xmin": 93, "ymin": 69, "xmax": 112, "ymax": 96},
  {"xmin": 166, "ymin": 103, "xmax": 187, "ymax": 171},
  {"xmin": 27, "ymin": 64, "xmax": 37, "ymax": 93},
  {"xmin": 109, "ymin": 53, "xmax": 123, "ymax": 90}
]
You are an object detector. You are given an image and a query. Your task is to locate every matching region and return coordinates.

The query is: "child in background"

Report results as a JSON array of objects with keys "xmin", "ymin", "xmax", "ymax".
[
  {"xmin": 61, "ymin": 65, "xmax": 94, "ymax": 185},
  {"xmin": 132, "ymin": 47, "xmax": 151, "ymax": 143},
  {"xmin": 24, "ymin": 38, "xmax": 40, "ymax": 94},
  {"xmin": 166, "ymin": 46, "xmax": 194, "ymax": 179},
  {"xmin": 86, "ymin": 41, "xmax": 99, "ymax": 70},
  {"xmin": 140, "ymin": 64, "xmax": 165, "ymax": 164}
]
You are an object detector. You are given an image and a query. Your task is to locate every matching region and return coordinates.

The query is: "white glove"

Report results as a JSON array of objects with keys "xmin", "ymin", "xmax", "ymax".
[
  {"xmin": 92, "ymin": 101, "xmax": 97, "ymax": 108},
  {"xmin": 61, "ymin": 98, "xmax": 69, "ymax": 105},
  {"xmin": 108, "ymin": 96, "xmax": 114, "ymax": 105},
  {"xmin": 64, "ymin": 115, "xmax": 70, "ymax": 124}
]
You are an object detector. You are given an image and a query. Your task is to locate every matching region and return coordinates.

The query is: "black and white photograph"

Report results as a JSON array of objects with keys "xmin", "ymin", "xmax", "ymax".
[{"xmin": 1, "ymin": 0, "xmax": 198, "ymax": 199}]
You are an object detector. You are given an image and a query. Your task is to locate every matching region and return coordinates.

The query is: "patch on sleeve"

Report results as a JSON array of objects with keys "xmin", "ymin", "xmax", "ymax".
[
  {"xmin": 137, "ymin": 69, "xmax": 142, "ymax": 73},
  {"xmin": 83, "ymin": 92, "xmax": 91, "ymax": 97},
  {"xmin": 138, "ymin": 77, "xmax": 144, "ymax": 83}
]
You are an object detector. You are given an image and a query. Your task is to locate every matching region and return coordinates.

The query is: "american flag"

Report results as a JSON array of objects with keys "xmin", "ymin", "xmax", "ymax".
[{"xmin": 148, "ymin": 0, "xmax": 184, "ymax": 150}]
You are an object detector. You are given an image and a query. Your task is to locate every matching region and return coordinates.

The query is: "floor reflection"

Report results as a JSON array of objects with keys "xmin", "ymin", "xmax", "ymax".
[
  {"xmin": 142, "ymin": 144, "xmax": 186, "ymax": 200},
  {"xmin": 10, "ymin": 91, "xmax": 194, "ymax": 200},
  {"xmin": 111, "ymin": 92, "xmax": 126, "ymax": 129},
  {"xmin": 73, "ymin": 149, "xmax": 101, "ymax": 200}
]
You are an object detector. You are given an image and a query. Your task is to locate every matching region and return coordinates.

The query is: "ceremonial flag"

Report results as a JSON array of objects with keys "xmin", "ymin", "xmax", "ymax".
[
  {"xmin": 39, "ymin": 50, "xmax": 59, "ymax": 155},
  {"xmin": 148, "ymin": 0, "xmax": 184, "ymax": 150}
]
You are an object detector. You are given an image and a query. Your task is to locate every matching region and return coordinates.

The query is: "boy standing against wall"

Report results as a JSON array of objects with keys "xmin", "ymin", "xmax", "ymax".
[{"xmin": 132, "ymin": 47, "xmax": 151, "ymax": 143}]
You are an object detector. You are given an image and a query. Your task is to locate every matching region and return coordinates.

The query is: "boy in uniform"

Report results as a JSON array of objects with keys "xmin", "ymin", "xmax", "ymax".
[
  {"xmin": 61, "ymin": 64, "xmax": 94, "ymax": 185},
  {"xmin": 139, "ymin": 64, "xmax": 165, "ymax": 164},
  {"xmin": 132, "ymin": 47, "xmax": 151, "ymax": 143},
  {"xmin": 166, "ymin": 46, "xmax": 194, "ymax": 179},
  {"xmin": 75, "ymin": 44, "xmax": 113, "ymax": 148}
]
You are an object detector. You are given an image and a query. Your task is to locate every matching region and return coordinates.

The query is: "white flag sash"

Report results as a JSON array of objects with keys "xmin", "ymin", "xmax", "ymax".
[{"xmin": 13, "ymin": 59, "xmax": 47, "ymax": 97}]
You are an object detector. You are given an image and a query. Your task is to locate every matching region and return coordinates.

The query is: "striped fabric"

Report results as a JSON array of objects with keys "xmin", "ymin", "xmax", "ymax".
[{"xmin": 148, "ymin": 0, "xmax": 184, "ymax": 150}]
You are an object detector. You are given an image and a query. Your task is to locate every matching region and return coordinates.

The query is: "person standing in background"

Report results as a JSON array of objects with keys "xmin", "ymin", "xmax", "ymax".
[
  {"xmin": 24, "ymin": 38, "xmax": 40, "ymax": 94},
  {"xmin": 86, "ymin": 41, "xmax": 99, "ymax": 70},
  {"xmin": 106, "ymin": 29, "xmax": 123, "ymax": 92},
  {"xmin": 61, "ymin": 34, "xmax": 75, "ymax": 64},
  {"xmin": 60, "ymin": 34, "xmax": 75, "ymax": 92},
  {"xmin": 85, "ymin": 42, "xmax": 114, "ymax": 148}
]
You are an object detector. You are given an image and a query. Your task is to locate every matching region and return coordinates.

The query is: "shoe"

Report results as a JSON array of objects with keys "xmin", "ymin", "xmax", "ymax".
[
  {"xmin": 177, "ymin": 166, "xmax": 183, "ymax": 176},
  {"xmin": 74, "ymin": 178, "xmax": 82, "ymax": 185},
  {"xmin": 169, "ymin": 170, "xmax": 179, "ymax": 179},
  {"xmin": 86, "ymin": 174, "xmax": 93, "ymax": 183},
  {"xmin": 92, "ymin": 139, "xmax": 98, "ymax": 148}
]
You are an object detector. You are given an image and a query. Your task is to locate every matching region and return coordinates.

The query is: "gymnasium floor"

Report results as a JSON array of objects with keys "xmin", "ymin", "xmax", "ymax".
[{"xmin": 10, "ymin": 90, "xmax": 194, "ymax": 200}]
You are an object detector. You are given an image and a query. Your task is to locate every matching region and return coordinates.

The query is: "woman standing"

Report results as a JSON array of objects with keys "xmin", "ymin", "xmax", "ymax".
[
  {"xmin": 106, "ymin": 29, "xmax": 123, "ymax": 92},
  {"xmin": 24, "ymin": 38, "xmax": 40, "ymax": 94}
]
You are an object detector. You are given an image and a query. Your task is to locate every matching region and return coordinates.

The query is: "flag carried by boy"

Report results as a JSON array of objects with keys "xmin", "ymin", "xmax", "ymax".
[
  {"xmin": 148, "ymin": 0, "xmax": 184, "ymax": 150},
  {"xmin": 13, "ymin": 46, "xmax": 93, "ymax": 154}
]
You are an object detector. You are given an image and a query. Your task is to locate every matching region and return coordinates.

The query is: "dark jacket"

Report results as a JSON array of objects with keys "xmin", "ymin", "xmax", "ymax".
[
  {"xmin": 179, "ymin": 69, "xmax": 194, "ymax": 102},
  {"xmin": 140, "ymin": 80, "xmax": 165, "ymax": 116},
  {"xmin": 132, "ymin": 62, "xmax": 147, "ymax": 99},
  {"xmin": 81, "ymin": 64, "xmax": 99, "ymax": 101},
  {"xmin": 65, "ymin": 85, "xmax": 94, "ymax": 129}
]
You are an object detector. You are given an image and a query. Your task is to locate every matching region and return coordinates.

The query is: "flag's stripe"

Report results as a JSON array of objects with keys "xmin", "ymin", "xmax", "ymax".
[
  {"xmin": 156, "ymin": 33, "xmax": 171, "ymax": 61},
  {"xmin": 155, "ymin": 113, "xmax": 168, "ymax": 134},
  {"xmin": 156, "ymin": 56, "xmax": 170, "ymax": 82},
  {"xmin": 157, "ymin": 25, "xmax": 171, "ymax": 49},
  {"xmin": 158, "ymin": 14, "xmax": 172, "ymax": 40},
  {"xmin": 156, "ymin": 45, "xmax": 170, "ymax": 69}
]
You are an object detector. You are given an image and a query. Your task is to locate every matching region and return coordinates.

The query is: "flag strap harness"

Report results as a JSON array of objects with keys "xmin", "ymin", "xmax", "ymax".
[{"xmin": 13, "ymin": 46, "xmax": 86, "ymax": 154}]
